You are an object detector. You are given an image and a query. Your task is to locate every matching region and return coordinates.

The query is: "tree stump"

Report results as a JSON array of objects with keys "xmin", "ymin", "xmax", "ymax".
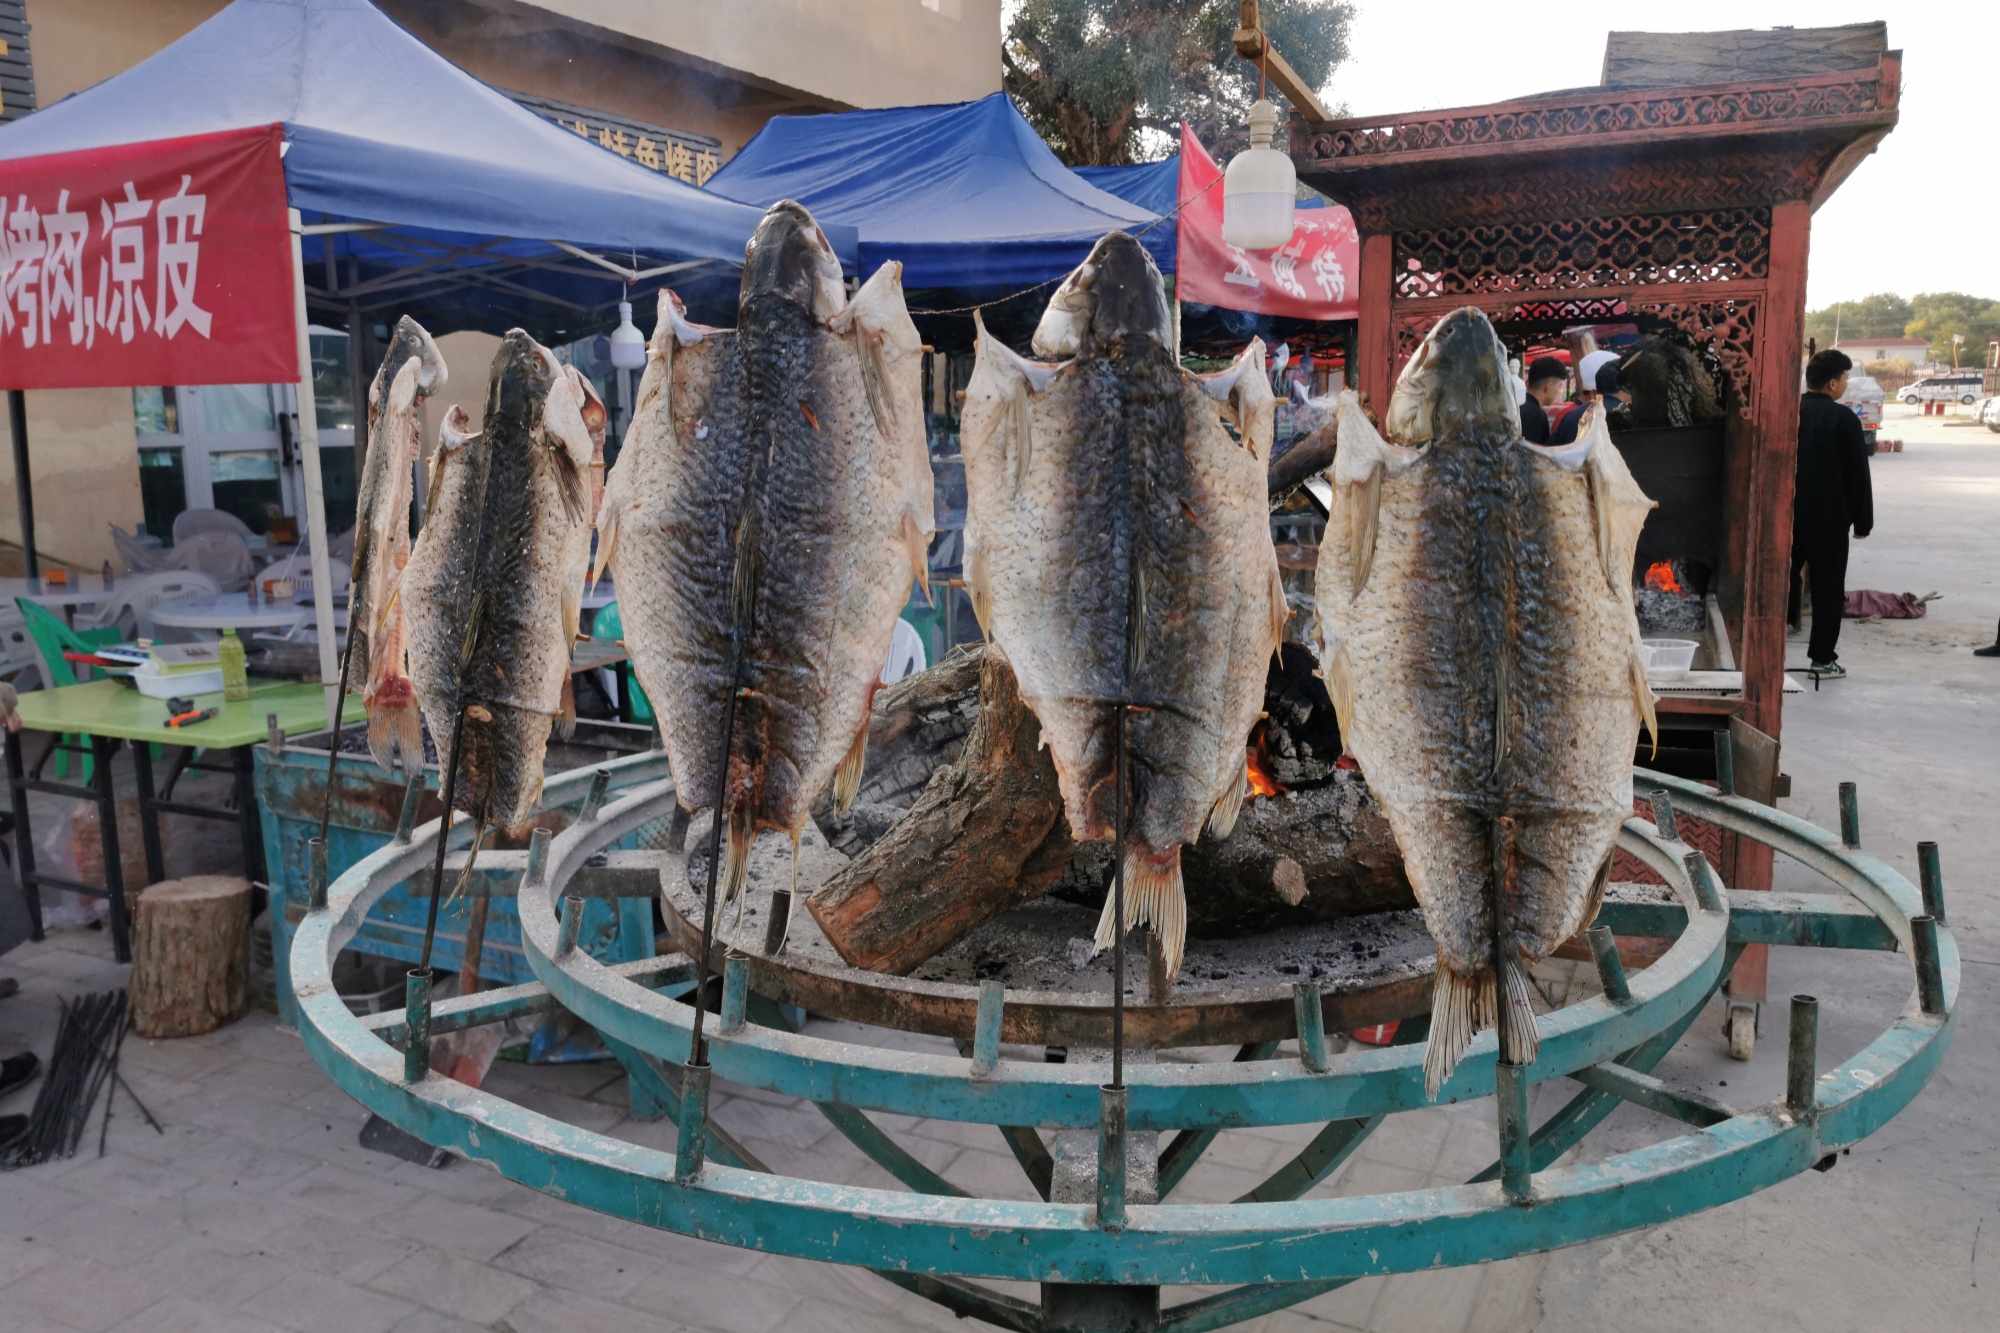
[{"xmin": 128, "ymin": 875, "xmax": 252, "ymax": 1038}]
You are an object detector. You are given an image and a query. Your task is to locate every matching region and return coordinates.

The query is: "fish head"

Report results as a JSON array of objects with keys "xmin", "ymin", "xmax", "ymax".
[
  {"xmin": 367, "ymin": 316, "xmax": 446, "ymax": 428},
  {"xmin": 743, "ymin": 200, "xmax": 846, "ymax": 320},
  {"xmin": 1384, "ymin": 306, "xmax": 1515, "ymax": 446},
  {"xmin": 439, "ymin": 403, "xmax": 476, "ymax": 452},
  {"xmin": 1033, "ymin": 230, "xmax": 1171, "ymax": 360},
  {"xmin": 538, "ymin": 349, "xmax": 598, "ymax": 478}
]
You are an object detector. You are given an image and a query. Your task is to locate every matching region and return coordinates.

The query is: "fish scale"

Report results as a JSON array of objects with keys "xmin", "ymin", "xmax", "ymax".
[
  {"xmin": 959, "ymin": 231, "xmax": 1284, "ymax": 978},
  {"xmin": 1317, "ymin": 306, "xmax": 1656, "ymax": 1097},
  {"xmin": 400, "ymin": 329, "xmax": 595, "ymax": 834},
  {"xmin": 597, "ymin": 202, "xmax": 934, "ymax": 923}
]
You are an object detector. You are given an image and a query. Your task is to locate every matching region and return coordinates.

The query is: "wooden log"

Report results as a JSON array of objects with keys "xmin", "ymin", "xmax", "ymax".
[
  {"xmin": 808, "ymin": 647, "xmax": 1073, "ymax": 974},
  {"xmin": 128, "ymin": 875, "xmax": 252, "ymax": 1038}
]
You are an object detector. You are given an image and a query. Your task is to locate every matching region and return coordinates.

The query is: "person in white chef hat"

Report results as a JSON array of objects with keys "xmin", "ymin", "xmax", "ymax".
[{"xmin": 1550, "ymin": 349, "xmax": 1631, "ymax": 445}]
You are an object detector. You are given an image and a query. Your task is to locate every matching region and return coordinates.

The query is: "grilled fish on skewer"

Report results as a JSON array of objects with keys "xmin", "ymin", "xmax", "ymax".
[
  {"xmin": 1317, "ymin": 307, "xmax": 1657, "ymax": 1097},
  {"xmin": 352, "ymin": 316, "xmax": 445, "ymax": 773},
  {"xmin": 596, "ymin": 202, "xmax": 933, "ymax": 923},
  {"xmin": 402, "ymin": 331, "xmax": 597, "ymax": 835},
  {"xmin": 958, "ymin": 230, "xmax": 1284, "ymax": 977}
]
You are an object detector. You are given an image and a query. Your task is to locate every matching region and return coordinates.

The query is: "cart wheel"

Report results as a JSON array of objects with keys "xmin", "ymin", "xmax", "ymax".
[{"xmin": 1725, "ymin": 1002, "xmax": 1757, "ymax": 1061}]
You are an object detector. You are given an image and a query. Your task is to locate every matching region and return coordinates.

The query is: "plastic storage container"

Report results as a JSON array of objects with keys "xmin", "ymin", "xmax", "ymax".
[
  {"xmin": 1641, "ymin": 638, "xmax": 1699, "ymax": 679},
  {"xmin": 132, "ymin": 658, "xmax": 224, "ymax": 699}
]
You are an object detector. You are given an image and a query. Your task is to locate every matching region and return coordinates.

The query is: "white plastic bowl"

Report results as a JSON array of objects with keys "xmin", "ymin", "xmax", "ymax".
[{"xmin": 1641, "ymin": 638, "xmax": 1698, "ymax": 680}]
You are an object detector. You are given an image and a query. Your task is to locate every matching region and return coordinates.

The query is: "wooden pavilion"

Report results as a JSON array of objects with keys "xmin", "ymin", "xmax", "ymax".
[{"xmin": 1290, "ymin": 24, "xmax": 1900, "ymax": 1023}]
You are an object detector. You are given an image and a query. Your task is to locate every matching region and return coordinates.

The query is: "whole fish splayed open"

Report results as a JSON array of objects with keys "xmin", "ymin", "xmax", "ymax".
[
  {"xmin": 959, "ymin": 231, "xmax": 1284, "ymax": 977},
  {"xmin": 595, "ymin": 202, "xmax": 932, "ymax": 921},
  {"xmin": 352, "ymin": 316, "xmax": 445, "ymax": 773},
  {"xmin": 1316, "ymin": 307, "xmax": 1657, "ymax": 1097},
  {"xmin": 402, "ymin": 331, "xmax": 597, "ymax": 835}
]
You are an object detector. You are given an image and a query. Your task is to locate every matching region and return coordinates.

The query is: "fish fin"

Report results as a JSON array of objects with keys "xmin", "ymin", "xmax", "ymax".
[
  {"xmin": 1577, "ymin": 403, "xmax": 1659, "ymax": 595},
  {"xmin": 1323, "ymin": 636, "xmax": 1357, "ymax": 737},
  {"xmin": 1008, "ymin": 377, "xmax": 1034, "ymax": 490},
  {"xmin": 1423, "ymin": 959, "xmax": 1498, "ymax": 1100},
  {"xmin": 731, "ymin": 505, "xmax": 763, "ymax": 630},
  {"xmin": 546, "ymin": 428, "xmax": 590, "ymax": 529},
  {"xmin": 1207, "ymin": 757, "xmax": 1248, "ymax": 839},
  {"xmin": 832, "ymin": 725, "xmax": 869, "ymax": 814},
  {"xmin": 1491, "ymin": 644, "xmax": 1511, "ymax": 775},
  {"xmin": 561, "ymin": 581, "xmax": 583, "ymax": 656},
  {"xmin": 1093, "ymin": 849, "xmax": 1187, "ymax": 978},
  {"xmin": 1580, "ymin": 856, "xmax": 1612, "ymax": 932},
  {"xmin": 1497, "ymin": 948, "xmax": 1540, "ymax": 1068},
  {"xmin": 1197, "ymin": 339, "xmax": 1276, "ymax": 459},
  {"xmin": 555, "ymin": 675, "xmax": 576, "ymax": 742},
  {"xmin": 1631, "ymin": 647, "xmax": 1659, "ymax": 758},
  {"xmin": 966, "ymin": 544, "xmax": 993, "ymax": 635},
  {"xmin": 365, "ymin": 675, "xmax": 421, "ymax": 776},
  {"xmin": 902, "ymin": 509, "xmax": 931, "ymax": 604},
  {"xmin": 442, "ymin": 823, "xmax": 488, "ymax": 909},
  {"xmin": 720, "ymin": 804, "xmax": 755, "ymax": 920},
  {"xmin": 1331, "ymin": 390, "xmax": 1419, "ymax": 599},
  {"xmin": 592, "ymin": 464, "xmax": 624, "ymax": 588},
  {"xmin": 1348, "ymin": 465, "xmax": 1384, "ymax": 599}
]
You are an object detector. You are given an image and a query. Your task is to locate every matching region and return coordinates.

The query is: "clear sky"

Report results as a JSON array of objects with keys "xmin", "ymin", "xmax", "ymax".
[{"xmin": 1332, "ymin": 4, "xmax": 2000, "ymax": 310}]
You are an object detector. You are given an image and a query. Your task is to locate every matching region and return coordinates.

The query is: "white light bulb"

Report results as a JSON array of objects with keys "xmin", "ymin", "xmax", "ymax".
[
  {"xmin": 1222, "ymin": 98, "xmax": 1297, "ymax": 252},
  {"xmin": 609, "ymin": 300, "xmax": 647, "ymax": 370}
]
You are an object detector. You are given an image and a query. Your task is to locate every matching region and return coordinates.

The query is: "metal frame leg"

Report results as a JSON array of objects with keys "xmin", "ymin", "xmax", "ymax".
[
  {"xmin": 5, "ymin": 725, "xmax": 44, "ymax": 943},
  {"xmin": 93, "ymin": 735, "xmax": 132, "ymax": 964},
  {"xmin": 131, "ymin": 738, "xmax": 167, "ymax": 887},
  {"xmin": 232, "ymin": 745, "xmax": 266, "ymax": 885}
]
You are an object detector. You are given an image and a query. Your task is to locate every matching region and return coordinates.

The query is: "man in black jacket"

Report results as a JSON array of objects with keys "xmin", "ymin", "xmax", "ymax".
[{"xmin": 1788, "ymin": 349, "xmax": 1873, "ymax": 677}]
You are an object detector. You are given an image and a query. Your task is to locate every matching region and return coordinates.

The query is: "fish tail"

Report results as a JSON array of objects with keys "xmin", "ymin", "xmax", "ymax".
[
  {"xmin": 1092, "ymin": 848, "xmax": 1186, "ymax": 979},
  {"xmin": 1423, "ymin": 957, "xmax": 1498, "ymax": 1100},
  {"xmin": 1497, "ymin": 947, "xmax": 1540, "ymax": 1068},
  {"xmin": 366, "ymin": 674, "xmax": 422, "ymax": 776},
  {"xmin": 1207, "ymin": 756, "xmax": 1248, "ymax": 839},
  {"xmin": 832, "ymin": 724, "xmax": 869, "ymax": 814}
]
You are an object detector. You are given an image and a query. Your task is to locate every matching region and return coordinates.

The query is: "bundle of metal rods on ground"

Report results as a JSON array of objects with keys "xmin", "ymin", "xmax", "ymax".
[{"xmin": 1, "ymin": 990, "xmax": 139, "ymax": 1167}]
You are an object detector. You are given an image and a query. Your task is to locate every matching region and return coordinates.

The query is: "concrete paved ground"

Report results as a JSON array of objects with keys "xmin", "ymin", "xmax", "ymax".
[{"xmin": 0, "ymin": 400, "xmax": 1992, "ymax": 1332}]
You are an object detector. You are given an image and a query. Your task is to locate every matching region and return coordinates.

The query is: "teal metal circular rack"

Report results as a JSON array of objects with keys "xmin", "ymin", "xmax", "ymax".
[{"xmin": 292, "ymin": 755, "xmax": 1955, "ymax": 1332}]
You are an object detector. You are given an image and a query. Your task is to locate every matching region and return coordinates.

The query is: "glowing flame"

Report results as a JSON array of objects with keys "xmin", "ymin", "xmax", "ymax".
[
  {"xmin": 1246, "ymin": 724, "xmax": 1284, "ymax": 798},
  {"xmin": 1644, "ymin": 561, "xmax": 1686, "ymax": 596}
]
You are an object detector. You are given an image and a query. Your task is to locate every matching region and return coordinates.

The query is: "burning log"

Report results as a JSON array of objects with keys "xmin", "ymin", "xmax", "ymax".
[
  {"xmin": 808, "ymin": 641, "xmax": 1414, "ymax": 977},
  {"xmin": 808, "ymin": 647, "xmax": 1076, "ymax": 974}
]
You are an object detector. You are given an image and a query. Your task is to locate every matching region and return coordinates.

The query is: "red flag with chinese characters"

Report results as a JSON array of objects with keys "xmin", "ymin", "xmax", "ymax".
[
  {"xmin": 0, "ymin": 125, "xmax": 296, "ymax": 390},
  {"xmin": 1175, "ymin": 125, "xmax": 1359, "ymax": 321}
]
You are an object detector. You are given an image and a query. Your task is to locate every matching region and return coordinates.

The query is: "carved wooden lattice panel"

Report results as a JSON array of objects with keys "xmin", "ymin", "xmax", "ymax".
[
  {"xmin": 1391, "ymin": 297, "xmax": 1760, "ymax": 414},
  {"xmin": 1394, "ymin": 209, "xmax": 1771, "ymax": 299}
]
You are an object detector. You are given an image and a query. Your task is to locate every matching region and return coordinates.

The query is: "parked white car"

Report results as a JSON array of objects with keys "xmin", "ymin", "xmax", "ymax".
[
  {"xmin": 1977, "ymin": 396, "xmax": 2000, "ymax": 433},
  {"xmin": 1838, "ymin": 373, "xmax": 1884, "ymax": 444},
  {"xmin": 1898, "ymin": 371, "xmax": 1984, "ymax": 405}
]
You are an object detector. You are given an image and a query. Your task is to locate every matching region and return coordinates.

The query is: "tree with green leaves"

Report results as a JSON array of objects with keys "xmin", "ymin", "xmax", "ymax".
[
  {"xmin": 1805, "ymin": 291, "xmax": 2000, "ymax": 365},
  {"xmin": 1803, "ymin": 292, "xmax": 1912, "ymax": 350},
  {"xmin": 1003, "ymin": 1, "xmax": 1354, "ymax": 167}
]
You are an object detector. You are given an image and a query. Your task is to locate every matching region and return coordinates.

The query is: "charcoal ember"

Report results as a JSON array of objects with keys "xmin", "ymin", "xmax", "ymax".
[
  {"xmin": 1635, "ymin": 587, "xmax": 1707, "ymax": 635},
  {"xmin": 1263, "ymin": 642, "xmax": 1342, "ymax": 787}
]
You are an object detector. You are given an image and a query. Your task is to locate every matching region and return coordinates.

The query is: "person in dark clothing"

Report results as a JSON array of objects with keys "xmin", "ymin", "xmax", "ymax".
[
  {"xmin": 1550, "ymin": 353, "xmax": 1629, "ymax": 446},
  {"xmin": 1520, "ymin": 356, "xmax": 1568, "ymax": 443},
  {"xmin": 1788, "ymin": 349, "xmax": 1873, "ymax": 677}
]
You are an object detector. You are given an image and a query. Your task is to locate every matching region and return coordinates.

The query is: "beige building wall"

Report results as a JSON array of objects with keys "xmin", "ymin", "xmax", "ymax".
[{"xmin": 0, "ymin": 390, "xmax": 146, "ymax": 572}]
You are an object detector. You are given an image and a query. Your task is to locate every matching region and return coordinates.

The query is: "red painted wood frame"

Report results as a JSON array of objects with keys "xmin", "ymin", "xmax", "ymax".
[{"xmin": 1292, "ymin": 54, "xmax": 1901, "ymax": 1001}]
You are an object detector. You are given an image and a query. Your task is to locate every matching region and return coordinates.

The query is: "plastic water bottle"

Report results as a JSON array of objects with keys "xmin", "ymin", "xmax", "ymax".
[{"xmin": 219, "ymin": 628, "xmax": 249, "ymax": 702}]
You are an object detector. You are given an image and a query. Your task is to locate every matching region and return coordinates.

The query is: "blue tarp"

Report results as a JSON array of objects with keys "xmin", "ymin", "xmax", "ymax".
[
  {"xmin": 0, "ymin": 0, "xmax": 824, "ymax": 331},
  {"xmin": 1076, "ymin": 158, "xmax": 1182, "ymax": 217},
  {"xmin": 706, "ymin": 93, "xmax": 1171, "ymax": 289}
]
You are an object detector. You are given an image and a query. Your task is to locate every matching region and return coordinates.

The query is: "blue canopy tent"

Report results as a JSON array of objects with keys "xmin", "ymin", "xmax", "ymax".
[
  {"xmin": 0, "ymin": 0, "xmax": 815, "ymax": 705},
  {"xmin": 706, "ymin": 92, "xmax": 1169, "ymax": 293},
  {"xmin": 1076, "ymin": 158, "xmax": 1182, "ymax": 218}
]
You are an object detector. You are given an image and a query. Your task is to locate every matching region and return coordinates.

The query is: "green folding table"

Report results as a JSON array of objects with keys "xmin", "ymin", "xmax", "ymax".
[{"xmin": 6, "ymin": 678, "xmax": 358, "ymax": 962}]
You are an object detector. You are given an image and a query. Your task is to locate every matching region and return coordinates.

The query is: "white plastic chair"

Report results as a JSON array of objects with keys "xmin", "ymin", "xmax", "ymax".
[
  {"xmin": 109, "ymin": 524, "xmax": 169, "ymax": 573},
  {"xmin": 86, "ymin": 570, "xmax": 221, "ymax": 641},
  {"xmin": 0, "ymin": 604, "xmax": 46, "ymax": 689},
  {"xmin": 256, "ymin": 553, "xmax": 350, "ymax": 597},
  {"xmin": 881, "ymin": 618, "xmax": 927, "ymax": 684},
  {"xmin": 172, "ymin": 508, "xmax": 254, "ymax": 545},
  {"xmin": 169, "ymin": 530, "xmax": 255, "ymax": 593}
]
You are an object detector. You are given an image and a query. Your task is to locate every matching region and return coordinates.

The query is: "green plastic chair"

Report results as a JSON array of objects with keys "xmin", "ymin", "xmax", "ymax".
[
  {"xmin": 590, "ymin": 600, "xmax": 653, "ymax": 724},
  {"xmin": 15, "ymin": 598, "xmax": 122, "ymax": 780}
]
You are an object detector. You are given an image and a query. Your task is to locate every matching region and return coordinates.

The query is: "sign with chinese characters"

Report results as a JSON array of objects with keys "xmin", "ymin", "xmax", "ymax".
[
  {"xmin": 1175, "ymin": 125, "xmax": 1359, "ymax": 322},
  {"xmin": 510, "ymin": 92, "xmax": 722, "ymax": 188},
  {"xmin": 0, "ymin": 124, "xmax": 295, "ymax": 390}
]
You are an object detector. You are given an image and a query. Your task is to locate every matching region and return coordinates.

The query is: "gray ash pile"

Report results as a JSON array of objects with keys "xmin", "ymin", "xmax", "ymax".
[{"xmin": 1634, "ymin": 558, "xmax": 1708, "ymax": 636}]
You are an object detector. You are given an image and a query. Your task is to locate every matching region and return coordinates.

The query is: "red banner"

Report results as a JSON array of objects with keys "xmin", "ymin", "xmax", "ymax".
[
  {"xmin": 1175, "ymin": 125, "xmax": 1359, "ymax": 321},
  {"xmin": 0, "ymin": 124, "xmax": 296, "ymax": 390}
]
